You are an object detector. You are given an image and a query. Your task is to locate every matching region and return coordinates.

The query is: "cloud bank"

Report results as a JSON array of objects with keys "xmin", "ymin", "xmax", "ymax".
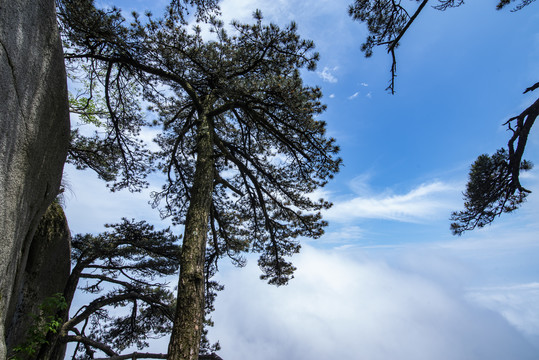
[
  {"xmin": 209, "ymin": 246, "xmax": 538, "ymax": 360},
  {"xmin": 467, "ymin": 282, "xmax": 539, "ymax": 348}
]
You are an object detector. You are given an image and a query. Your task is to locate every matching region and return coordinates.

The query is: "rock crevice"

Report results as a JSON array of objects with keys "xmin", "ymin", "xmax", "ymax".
[{"xmin": 0, "ymin": 39, "xmax": 23, "ymax": 114}]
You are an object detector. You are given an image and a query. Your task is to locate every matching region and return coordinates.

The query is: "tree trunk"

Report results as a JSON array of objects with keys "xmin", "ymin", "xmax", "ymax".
[{"xmin": 168, "ymin": 112, "xmax": 214, "ymax": 360}]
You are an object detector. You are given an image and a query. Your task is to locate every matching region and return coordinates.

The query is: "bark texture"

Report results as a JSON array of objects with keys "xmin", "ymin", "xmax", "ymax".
[
  {"xmin": 0, "ymin": 0, "xmax": 70, "ymax": 357},
  {"xmin": 168, "ymin": 113, "xmax": 214, "ymax": 360}
]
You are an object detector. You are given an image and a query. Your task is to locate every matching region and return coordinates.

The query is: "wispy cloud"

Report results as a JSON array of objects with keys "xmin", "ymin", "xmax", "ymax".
[
  {"xmin": 317, "ymin": 66, "xmax": 338, "ymax": 83},
  {"xmin": 361, "ymin": 82, "xmax": 369, "ymax": 87},
  {"xmin": 348, "ymin": 91, "xmax": 359, "ymax": 100},
  {"xmin": 348, "ymin": 173, "xmax": 374, "ymax": 195},
  {"xmin": 325, "ymin": 181, "xmax": 459, "ymax": 223},
  {"xmin": 315, "ymin": 225, "xmax": 364, "ymax": 244}
]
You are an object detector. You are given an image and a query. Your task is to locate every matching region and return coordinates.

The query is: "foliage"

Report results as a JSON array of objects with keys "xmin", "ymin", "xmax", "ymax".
[
  {"xmin": 66, "ymin": 72, "xmax": 150, "ymax": 191},
  {"xmin": 451, "ymin": 91, "xmax": 539, "ymax": 234},
  {"xmin": 496, "ymin": 0, "xmax": 536, "ymax": 11},
  {"xmin": 58, "ymin": 0, "xmax": 221, "ymax": 194},
  {"xmin": 9, "ymin": 294, "xmax": 67, "ymax": 360},
  {"xmin": 68, "ymin": 92, "xmax": 104, "ymax": 127},
  {"xmin": 41, "ymin": 218, "xmax": 219, "ymax": 359},
  {"xmin": 61, "ymin": 219, "xmax": 189, "ymax": 358},
  {"xmin": 450, "ymin": 149, "xmax": 532, "ymax": 235},
  {"xmin": 348, "ymin": 0, "xmax": 430, "ymax": 93},
  {"xmin": 167, "ymin": 0, "xmax": 221, "ymax": 22}
]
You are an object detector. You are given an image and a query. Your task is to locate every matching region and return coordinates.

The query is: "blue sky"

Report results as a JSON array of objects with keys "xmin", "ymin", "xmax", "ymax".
[{"xmin": 64, "ymin": 0, "xmax": 539, "ymax": 358}]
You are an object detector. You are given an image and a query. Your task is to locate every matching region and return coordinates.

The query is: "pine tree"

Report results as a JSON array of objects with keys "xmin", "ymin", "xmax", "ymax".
[
  {"xmin": 57, "ymin": 1, "xmax": 341, "ymax": 358},
  {"xmin": 33, "ymin": 218, "xmax": 221, "ymax": 359}
]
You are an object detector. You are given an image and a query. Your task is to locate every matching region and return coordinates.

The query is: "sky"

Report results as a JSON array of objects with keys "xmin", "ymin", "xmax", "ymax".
[{"xmin": 63, "ymin": 0, "xmax": 539, "ymax": 358}]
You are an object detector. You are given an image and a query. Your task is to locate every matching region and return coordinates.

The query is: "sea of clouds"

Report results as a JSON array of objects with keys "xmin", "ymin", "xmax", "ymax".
[{"xmin": 208, "ymin": 245, "xmax": 539, "ymax": 360}]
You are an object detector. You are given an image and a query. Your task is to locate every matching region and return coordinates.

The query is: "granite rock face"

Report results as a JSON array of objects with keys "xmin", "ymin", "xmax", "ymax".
[
  {"xmin": 5, "ymin": 202, "xmax": 71, "ymax": 358},
  {"xmin": 0, "ymin": 0, "xmax": 70, "ymax": 357}
]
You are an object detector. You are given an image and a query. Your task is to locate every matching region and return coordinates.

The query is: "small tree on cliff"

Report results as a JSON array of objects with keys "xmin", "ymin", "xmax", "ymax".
[
  {"xmin": 32, "ymin": 219, "xmax": 220, "ymax": 360},
  {"xmin": 57, "ymin": 1, "xmax": 342, "ymax": 359},
  {"xmin": 60, "ymin": 219, "xmax": 180, "ymax": 360}
]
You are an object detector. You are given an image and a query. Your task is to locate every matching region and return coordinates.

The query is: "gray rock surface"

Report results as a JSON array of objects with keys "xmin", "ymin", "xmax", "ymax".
[
  {"xmin": 0, "ymin": 0, "xmax": 70, "ymax": 357},
  {"xmin": 5, "ymin": 202, "xmax": 71, "ymax": 358}
]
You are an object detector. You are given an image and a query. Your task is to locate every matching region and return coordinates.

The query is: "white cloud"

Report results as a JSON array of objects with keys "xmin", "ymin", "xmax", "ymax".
[
  {"xmin": 63, "ymin": 165, "xmax": 175, "ymax": 234},
  {"xmin": 348, "ymin": 91, "xmax": 359, "ymax": 100},
  {"xmin": 213, "ymin": 0, "xmax": 328, "ymax": 28},
  {"xmin": 325, "ymin": 181, "xmax": 459, "ymax": 223},
  {"xmin": 467, "ymin": 283, "xmax": 539, "ymax": 348},
  {"xmin": 366, "ymin": 91, "xmax": 372, "ymax": 98},
  {"xmin": 139, "ymin": 126, "xmax": 161, "ymax": 152},
  {"xmin": 438, "ymin": 229, "xmax": 539, "ymax": 252},
  {"xmin": 215, "ymin": 0, "xmax": 266, "ymax": 23},
  {"xmin": 317, "ymin": 66, "xmax": 338, "ymax": 83},
  {"xmin": 328, "ymin": 93, "xmax": 335, "ymax": 98},
  {"xmin": 348, "ymin": 173, "xmax": 374, "ymax": 195},
  {"xmin": 361, "ymin": 82, "xmax": 369, "ymax": 87},
  {"xmin": 208, "ymin": 246, "xmax": 538, "ymax": 360},
  {"xmin": 314, "ymin": 225, "xmax": 364, "ymax": 243}
]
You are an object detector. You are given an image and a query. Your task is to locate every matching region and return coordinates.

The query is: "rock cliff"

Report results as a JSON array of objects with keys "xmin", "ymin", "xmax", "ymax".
[
  {"xmin": 5, "ymin": 202, "xmax": 71, "ymax": 359},
  {"xmin": 0, "ymin": 0, "xmax": 70, "ymax": 357}
]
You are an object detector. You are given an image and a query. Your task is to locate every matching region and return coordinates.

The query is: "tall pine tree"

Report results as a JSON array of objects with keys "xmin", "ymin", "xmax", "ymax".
[{"xmin": 57, "ymin": 1, "xmax": 341, "ymax": 358}]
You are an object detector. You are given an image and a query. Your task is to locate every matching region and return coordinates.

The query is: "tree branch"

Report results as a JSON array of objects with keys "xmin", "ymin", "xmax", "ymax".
[
  {"xmin": 93, "ymin": 353, "xmax": 168, "ymax": 360},
  {"xmin": 524, "ymin": 81, "xmax": 539, "ymax": 94},
  {"xmin": 65, "ymin": 53, "xmax": 203, "ymax": 112},
  {"xmin": 64, "ymin": 335, "xmax": 118, "ymax": 357}
]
